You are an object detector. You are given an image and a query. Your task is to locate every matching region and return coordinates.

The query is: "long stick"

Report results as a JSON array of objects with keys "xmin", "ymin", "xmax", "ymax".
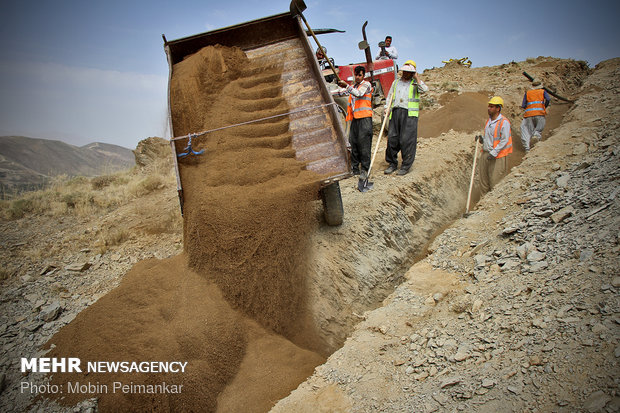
[
  {"xmin": 522, "ymin": 71, "xmax": 574, "ymax": 103},
  {"xmin": 298, "ymin": 13, "xmax": 341, "ymax": 82},
  {"xmin": 367, "ymin": 91, "xmax": 394, "ymax": 179},
  {"xmin": 465, "ymin": 138, "xmax": 479, "ymax": 214}
]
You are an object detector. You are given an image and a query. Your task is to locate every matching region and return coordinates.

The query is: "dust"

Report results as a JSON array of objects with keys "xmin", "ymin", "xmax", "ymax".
[{"xmin": 43, "ymin": 45, "xmax": 326, "ymax": 412}]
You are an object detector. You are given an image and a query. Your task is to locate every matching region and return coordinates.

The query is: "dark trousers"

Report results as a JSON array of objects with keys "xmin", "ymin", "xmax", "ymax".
[
  {"xmin": 349, "ymin": 116, "xmax": 373, "ymax": 172},
  {"xmin": 385, "ymin": 107, "xmax": 418, "ymax": 171}
]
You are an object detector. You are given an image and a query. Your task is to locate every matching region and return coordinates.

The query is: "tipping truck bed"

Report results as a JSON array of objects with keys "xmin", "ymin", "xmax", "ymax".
[{"xmin": 163, "ymin": 12, "xmax": 350, "ymax": 225}]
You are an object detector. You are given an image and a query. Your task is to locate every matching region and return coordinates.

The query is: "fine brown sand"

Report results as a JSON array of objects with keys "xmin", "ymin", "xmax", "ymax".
[
  {"xmin": 172, "ymin": 45, "xmax": 322, "ymax": 339},
  {"xmin": 43, "ymin": 45, "xmax": 327, "ymax": 412}
]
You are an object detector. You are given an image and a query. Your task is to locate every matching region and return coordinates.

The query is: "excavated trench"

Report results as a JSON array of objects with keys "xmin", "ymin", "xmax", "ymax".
[{"xmin": 40, "ymin": 46, "xmax": 574, "ymax": 413}]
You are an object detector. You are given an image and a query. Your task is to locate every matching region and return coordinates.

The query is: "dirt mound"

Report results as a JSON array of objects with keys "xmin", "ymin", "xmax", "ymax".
[
  {"xmin": 45, "ymin": 255, "xmax": 323, "ymax": 412},
  {"xmin": 418, "ymin": 92, "xmax": 490, "ymax": 138},
  {"xmin": 133, "ymin": 136, "xmax": 171, "ymax": 169},
  {"xmin": 45, "ymin": 255, "xmax": 245, "ymax": 411}
]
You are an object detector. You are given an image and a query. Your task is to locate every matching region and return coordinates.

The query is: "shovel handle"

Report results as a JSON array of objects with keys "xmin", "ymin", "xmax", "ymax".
[
  {"xmin": 298, "ymin": 13, "xmax": 341, "ymax": 83},
  {"xmin": 367, "ymin": 91, "xmax": 395, "ymax": 178},
  {"xmin": 465, "ymin": 138, "xmax": 480, "ymax": 213}
]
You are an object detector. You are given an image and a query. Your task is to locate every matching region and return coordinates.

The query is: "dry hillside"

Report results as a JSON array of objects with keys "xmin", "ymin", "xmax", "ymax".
[{"xmin": 0, "ymin": 56, "xmax": 618, "ymax": 413}]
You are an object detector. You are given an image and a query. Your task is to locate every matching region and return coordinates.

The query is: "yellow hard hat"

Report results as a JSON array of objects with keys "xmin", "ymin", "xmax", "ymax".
[
  {"xmin": 488, "ymin": 96, "xmax": 504, "ymax": 106},
  {"xmin": 404, "ymin": 59, "xmax": 417, "ymax": 68}
]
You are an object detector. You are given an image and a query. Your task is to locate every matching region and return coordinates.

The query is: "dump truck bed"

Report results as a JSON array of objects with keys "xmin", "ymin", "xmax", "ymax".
[{"xmin": 164, "ymin": 12, "xmax": 350, "ymax": 210}]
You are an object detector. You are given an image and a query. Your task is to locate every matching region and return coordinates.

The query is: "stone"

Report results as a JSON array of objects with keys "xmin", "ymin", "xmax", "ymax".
[
  {"xmin": 529, "ymin": 355, "xmax": 543, "ymax": 366},
  {"xmin": 551, "ymin": 206, "xmax": 574, "ymax": 223},
  {"xmin": 533, "ymin": 209, "xmax": 554, "ymax": 217},
  {"xmin": 556, "ymin": 174, "xmax": 570, "ymax": 188},
  {"xmin": 527, "ymin": 250, "xmax": 546, "ymax": 262},
  {"xmin": 474, "ymin": 255, "xmax": 491, "ymax": 268},
  {"xmin": 454, "ymin": 350, "xmax": 470, "ymax": 362},
  {"xmin": 507, "ymin": 385, "xmax": 522, "ymax": 395},
  {"xmin": 530, "ymin": 261, "xmax": 549, "ymax": 272},
  {"xmin": 440, "ymin": 377, "xmax": 461, "ymax": 388},
  {"xmin": 573, "ymin": 143, "xmax": 588, "ymax": 155},
  {"xmin": 579, "ymin": 249, "xmax": 594, "ymax": 261},
  {"xmin": 502, "ymin": 226, "xmax": 519, "ymax": 236},
  {"xmin": 481, "ymin": 379, "xmax": 495, "ymax": 388},
  {"xmin": 433, "ymin": 393, "xmax": 449, "ymax": 406},
  {"xmin": 414, "ymin": 371, "xmax": 429, "ymax": 381},
  {"xmin": 471, "ymin": 299, "xmax": 483, "ymax": 313},
  {"xmin": 65, "ymin": 262, "xmax": 91, "ymax": 272},
  {"xmin": 39, "ymin": 302, "xmax": 62, "ymax": 322},
  {"xmin": 405, "ymin": 366, "xmax": 414, "ymax": 375},
  {"xmin": 425, "ymin": 296, "xmax": 437, "ymax": 307},
  {"xmin": 611, "ymin": 277, "xmax": 620, "ymax": 288},
  {"xmin": 583, "ymin": 390, "xmax": 611, "ymax": 412},
  {"xmin": 432, "ymin": 293, "xmax": 444, "ymax": 303},
  {"xmin": 517, "ymin": 242, "xmax": 534, "ymax": 260}
]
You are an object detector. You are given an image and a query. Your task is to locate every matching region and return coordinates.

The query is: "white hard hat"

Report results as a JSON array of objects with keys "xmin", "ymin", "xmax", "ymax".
[{"xmin": 401, "ymin": 64, "xmax": 416, "ymax": 72}]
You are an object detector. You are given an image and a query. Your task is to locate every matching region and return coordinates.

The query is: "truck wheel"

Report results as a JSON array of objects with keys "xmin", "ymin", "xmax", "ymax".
[{"xmin": 321, "ymin": 182, "xmax": 344, "ymax": 226}]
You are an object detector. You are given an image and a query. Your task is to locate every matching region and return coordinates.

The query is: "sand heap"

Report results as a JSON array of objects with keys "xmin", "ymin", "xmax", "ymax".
[{"xmin": 42, "ymin": 45, "xmax": 326, "ymax": 412}]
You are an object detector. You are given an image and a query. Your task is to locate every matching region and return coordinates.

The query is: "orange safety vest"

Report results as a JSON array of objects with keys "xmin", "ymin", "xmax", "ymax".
[
  {"xmin": 346, "ymin": 82, "xmax": 373, "ymax": 121},
  {"xmin": 524, "ymin": 89, "xmax": 546, "ymax": 118},
  {"xmin": 484, "ymin": 115, "xmax": 513, "ymax": 159}
]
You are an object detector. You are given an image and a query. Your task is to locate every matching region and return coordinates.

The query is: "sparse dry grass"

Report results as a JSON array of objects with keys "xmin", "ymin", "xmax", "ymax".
[{"xmin": 0, "ymin": 162, "xmax": 174, "ymax": 221}]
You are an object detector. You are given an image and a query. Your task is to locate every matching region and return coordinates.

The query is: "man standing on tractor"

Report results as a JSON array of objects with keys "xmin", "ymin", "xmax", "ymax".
[
  {"xmin": 336, "ymin": 66, "xmax": 373, "ymax": 179},
  {"xmin": 477, "ymin": 96, "xmax": 513, "ymax": 194},
  {"xmin": 315, "ymin": 46, "xmax": 335, "ymax": 71},
  {"xmin": 520, "ymin": 80, "xmax": 550, "ymax": 151},
  {"xmin": 383, "ymin": 60, "xmax": 428, "ymax": 176},
  {"xmin": 376, "ymin": 36, "xmax": 398, "ymax": 60}
]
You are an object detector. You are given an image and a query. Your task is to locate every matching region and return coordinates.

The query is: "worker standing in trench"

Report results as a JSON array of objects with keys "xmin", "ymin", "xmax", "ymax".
[
  {"xmin": 520, "ymin": 80, "xmax": 550, "ymax": 151},
  {"xmin": 336, "ymin": 66, "xmax": 373, "ymax": 179},
  {"xmin": 383, "ymin": 60, "xmax": 429, "ymax": 176},
  {"xmin": 477, "ymin": 96, "xmax": 513, "ymax": 195}
]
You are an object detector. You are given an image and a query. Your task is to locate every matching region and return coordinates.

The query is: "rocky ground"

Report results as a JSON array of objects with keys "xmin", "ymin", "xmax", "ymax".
[
  {"xmin": 0, "ymin": 57, "xmax": 617, "ymax": 412},
  {"xmin": 272, "ymin": 59, "xmax": 620, "ymax": 412}
]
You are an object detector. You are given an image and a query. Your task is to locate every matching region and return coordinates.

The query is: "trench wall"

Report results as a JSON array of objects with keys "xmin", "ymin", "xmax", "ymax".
[{"xmin": 305, "ymin": 131, "xmax": 476, "ymax": 351}]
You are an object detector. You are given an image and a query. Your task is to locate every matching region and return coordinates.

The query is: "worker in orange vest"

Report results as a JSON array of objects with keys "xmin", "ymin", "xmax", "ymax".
[
  {"xmin": 520, "ymin": 80, "xmax": 550, "ymax": 151},
  {"xmin": 336, "ymin": 66, "xmax": 373, "ymax": 179},
  {"xmin": 477, "ymin": 96, "xmax": 512, "ymax": 195}
]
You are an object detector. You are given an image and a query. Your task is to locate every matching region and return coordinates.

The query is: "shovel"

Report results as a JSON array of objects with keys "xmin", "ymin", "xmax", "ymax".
[
  {"xmin": 464, "ymin": 136, "xmax": 481, "ymax": 216},
  {"xmin": 290, "ymin": 0, "xmax": 341, "ymax": 82},
  {"xmin": 358, "ymin": 91, "xmax": 394, "ymax": 192}
]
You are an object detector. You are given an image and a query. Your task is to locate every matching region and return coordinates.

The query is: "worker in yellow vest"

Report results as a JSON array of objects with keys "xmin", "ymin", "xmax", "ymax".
[
  {"xmin": 477, "ymin": 96, "xmax": 512, "ymax": 195},
  {"xmin": 383, "ymin": 60, "xmax": 428, "ymax": 176},
  {"xmin": 520, "ymin": 80, "xmax": 551, "ymax": 151},
  {"xmin": 336, "ymin": 66, "xmax": 373, "ymax": 179}
]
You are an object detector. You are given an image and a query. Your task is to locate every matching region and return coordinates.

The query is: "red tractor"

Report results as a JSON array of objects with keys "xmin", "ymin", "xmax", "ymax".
[{"xmin": 320, "ymin": 21, "xmax": 397, "ymax": 119}]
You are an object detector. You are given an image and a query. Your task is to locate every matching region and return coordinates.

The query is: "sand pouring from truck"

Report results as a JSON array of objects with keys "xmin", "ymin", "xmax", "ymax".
[{"xmin": 163, "ymin": 2, "xmax": 352, "ymax": 226}]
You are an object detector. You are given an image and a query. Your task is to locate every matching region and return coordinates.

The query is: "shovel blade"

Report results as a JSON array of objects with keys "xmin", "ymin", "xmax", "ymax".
[
  {"xmin": 358, "ymin": 178, "xmax": 373, "ymax": 192},
  {"xmin": 290, "ymin": 0, "xmax": 307, "ymax": 15}
]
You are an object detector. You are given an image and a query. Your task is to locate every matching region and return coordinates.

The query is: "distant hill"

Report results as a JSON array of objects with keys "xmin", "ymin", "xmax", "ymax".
[{"xmin": 0, "ymin": 136, "xmax": 135, "ymax": 196}]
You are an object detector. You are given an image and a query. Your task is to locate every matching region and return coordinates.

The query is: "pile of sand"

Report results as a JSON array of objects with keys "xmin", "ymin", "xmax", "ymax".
[{"xmin": 44, "ymin": 45, "xmax": 326, "ymax": 412}]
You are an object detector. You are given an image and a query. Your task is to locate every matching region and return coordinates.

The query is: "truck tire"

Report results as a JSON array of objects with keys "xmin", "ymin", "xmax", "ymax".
[{"xmin": 321, "ymin": 181, "xmax": 344, "ymax": 226}]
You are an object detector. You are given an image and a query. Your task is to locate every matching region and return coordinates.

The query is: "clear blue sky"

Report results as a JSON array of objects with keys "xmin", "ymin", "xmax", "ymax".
[{"xmin": 0, "ymin": 0, "xmax": 618, "ymax": 149}]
